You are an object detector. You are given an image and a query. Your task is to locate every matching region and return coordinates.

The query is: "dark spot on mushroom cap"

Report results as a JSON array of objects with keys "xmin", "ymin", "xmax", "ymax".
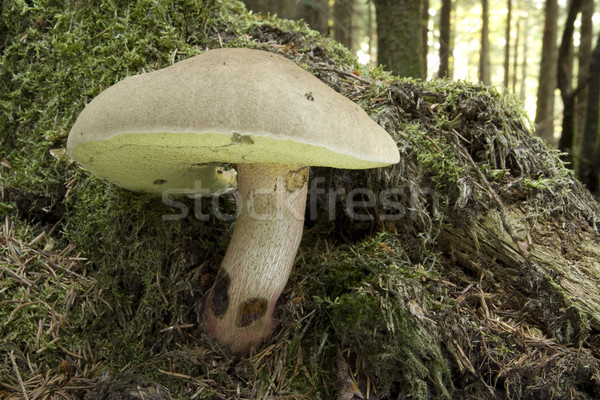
[
  {"xmin": 237, "ymin": 297, "xmax": 268, "ymax": 327},
  {"xmin": 153, "ymin": 179, "xmax": 167, "ymax": 185},
  {"xmin": 209, "ymin": 272, "xmax": 230, "ymax": 318}
]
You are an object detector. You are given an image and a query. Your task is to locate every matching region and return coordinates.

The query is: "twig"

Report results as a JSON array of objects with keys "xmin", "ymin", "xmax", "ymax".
[
  {"xmin": 93, "ymin": 27, "xmax": 109, "ymax": 39},
  {"xmin": 424, "ymin": 134, "xmax": 443, "ymax": 153},
  {"xmin": 156, "ymin": 273, "xmax": 169, "ymax": 306},
  {"xmin": 451, "ymin": 127, "xmax": 471, "ymax": 144},
  {"xmin": 48, "ymin": 260, "xmax": 95, "ymax": 284},
  {"xmin": 448, "ymin": 112, "xmax": 463, "ymax": 124},
  {"xmin": 315, "ymin": 65, "xmax": 371, "ymax": 84},
  {"xmin": 158, "ymin": 369, "xmax": 192, "ymax": 379},
  {"xmin": 9, "ymin": 350, "xmax": 30, "ymax": 400},
  {"xmin": 0, "ymin": 266, "xmax": 33, "ymax": 287}
]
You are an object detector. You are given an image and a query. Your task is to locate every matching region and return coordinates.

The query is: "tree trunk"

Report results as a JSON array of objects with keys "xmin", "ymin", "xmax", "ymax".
[
  {"xmin": 574, "ymin": 0, "xmax": 594, "ymax": 154},
  {"xmin": 503, "ymin": 0, "xmax": 512, "ymax": 89},
  {"xmin": 438, "ymin": 0, "xmax": 453, "ymax": 79},
  {"xmin": 580, "ymin": 32, "xmax": 600, "ymax": 194},
  {"xmin": 519, "ymin": 14, "xmax": 528, "ymax": 103},
  {"xmin": 511, "ymin": 14, "xmax": 520, "ymax": 93},
  {"xmin": 557, "ymin": 0, "xmax": 583, "ymax": 157},
  {"xmin": 367, "ymin": 0, "xmax": 373, "ymax": 61},
  {"xmin": 240, "ymin": 0, "xmax": 265, "ymax": 13},
  {"xmin": 479, "ymin": 0, "xmax": 491, "ymax": 85},
  {"xmin": 334, "ymin": 0, "xmax": 353, "ymax": 49},
  {"xmin": 422, "ymin": 0, "xmax": 429, "ymax": 77},
  {"xmin": 373, "ymin": 0, "xmax": 424, "ymax": 78},
  {"xmin": 535, "ymin": 0, "xmax": 558, "ymax": 144},
  {"xmin": 300, "ymin": 0, "xmax": 329, "ymax": 35},
  {"xmin": 240, "ymin": 0, "xmax": 297, "ymax": 20}
]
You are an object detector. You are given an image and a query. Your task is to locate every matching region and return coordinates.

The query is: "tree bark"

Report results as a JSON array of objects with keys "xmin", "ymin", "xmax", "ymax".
[
  {"xmin": 438, "ymin": 0, "xmax": 453, "ymax": 78},
  {"xmin": 334, "ymin": 0, "xmax": 353, "ymax": 49},
  {"xmin": 534, "ymin": 0, "xmax": 558, "ymax": 144},
  {"xmin": 479, "ymin": 0, "xmax": 491, "ymax": 85},
  {"xmin": 373, "ymin": 0, "xmax": 424, "ymax": 78}
]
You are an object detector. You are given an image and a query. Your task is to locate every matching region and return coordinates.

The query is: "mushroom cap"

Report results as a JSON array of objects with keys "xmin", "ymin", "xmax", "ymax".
[{"xmin": 67, "ymin": 48, "xmax": 399, "ymax": 193}]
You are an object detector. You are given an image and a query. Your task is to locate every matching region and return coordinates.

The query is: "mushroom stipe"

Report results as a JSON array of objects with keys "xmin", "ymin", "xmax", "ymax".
[{"xmin": 203, "ymin": 163, "xmax": 308, "ymax": 354}]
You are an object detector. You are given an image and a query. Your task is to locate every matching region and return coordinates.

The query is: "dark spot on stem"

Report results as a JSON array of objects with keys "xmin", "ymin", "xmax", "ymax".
[
  {"xmin": 153, "ymin": 179, "xmax": 167, "ymax": 185},
  {"xmin": 209, "ymin": 272, "xmax": 230, "ymax": 318},
  {"xmin": 237, "ymin": 297, "xmax": 268, "ymax": 327}
]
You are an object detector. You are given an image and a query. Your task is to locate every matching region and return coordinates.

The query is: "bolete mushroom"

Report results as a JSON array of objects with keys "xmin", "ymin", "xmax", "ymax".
[{"xmin": 67, "ymin": 48, "xmax": 399, "ymax": 355}]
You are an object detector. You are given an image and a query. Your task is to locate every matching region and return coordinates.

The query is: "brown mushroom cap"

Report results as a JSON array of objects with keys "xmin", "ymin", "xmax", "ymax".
[{"xmin": 67, "ymin": 48, "xmax": 399, "ymax": 193}]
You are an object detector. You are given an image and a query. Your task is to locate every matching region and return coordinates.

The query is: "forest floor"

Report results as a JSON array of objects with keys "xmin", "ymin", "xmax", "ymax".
[{"xmin": 2, "ymin": 1, "xmax": 600, "ymax": 399}]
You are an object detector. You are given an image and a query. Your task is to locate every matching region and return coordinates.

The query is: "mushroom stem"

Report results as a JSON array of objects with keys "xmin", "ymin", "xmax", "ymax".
[{"xmin": 204, "ymin": 163, "xmax": 308, "ymax": 355}]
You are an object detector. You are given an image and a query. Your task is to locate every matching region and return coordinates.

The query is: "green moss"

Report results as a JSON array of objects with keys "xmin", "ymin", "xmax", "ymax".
[
  {"xmin": 1, "ymin": 0, "xmax": 245, "ymax": 387},
  {"xmin": 522, "ymin": 175, "xmax": 555, "ymax": 192},
  {"xmin": 302, "ymin": 233, "xmax": 451, "ymax": 398},
  {"xmin": 62, "ymin": 174, "xmax": 224, "ymax": 369}
]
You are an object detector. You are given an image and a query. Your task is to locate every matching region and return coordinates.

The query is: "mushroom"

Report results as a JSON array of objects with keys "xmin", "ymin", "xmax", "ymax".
[{"xmin": 67, "ymin": 48, "xmax": 399, "ymax": 355}]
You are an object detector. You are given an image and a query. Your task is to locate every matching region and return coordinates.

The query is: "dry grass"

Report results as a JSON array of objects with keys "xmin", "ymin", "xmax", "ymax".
[{"xmin": 1, "ymin": 215, "xmax": 96, "ymax": 400}]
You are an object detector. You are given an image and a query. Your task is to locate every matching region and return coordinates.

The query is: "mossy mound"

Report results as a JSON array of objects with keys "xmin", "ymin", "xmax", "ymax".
[{"xmin": 2, "ymin": 1, "xmax": 600, "ymax": 399}]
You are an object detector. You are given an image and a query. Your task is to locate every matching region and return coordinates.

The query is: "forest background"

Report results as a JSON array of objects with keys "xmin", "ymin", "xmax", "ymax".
[{"xmin": 242, "ymin": 0, "xmax": 600, "ymax": 195}]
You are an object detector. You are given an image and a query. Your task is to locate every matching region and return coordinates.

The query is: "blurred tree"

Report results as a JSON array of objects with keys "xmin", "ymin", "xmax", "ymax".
[
  {"xmin": 334, "ymin": 0, "xmax": 354, "ymax": 48},
  {"xmin": 479, "ymin": 0, "xmax": 491, "ymax": 84},
  {"xmin": 503, "ymin": 0, "xmax": 512, "ymax": 89},
  {"xmin": 367, "ymin": 0, "xmax": 374, "ymax": 60},
  {"xmin": 580, "ymin": 32, "xmax": 600, "ymax": 194},
  {"xmin": 373, "ymin": 0, "xmax": 424, "ymax": 78},
  {"xmin": 519, "ymin": 12, "xmax": 529, "ymax": 102},
  {"xmin": 422, "ymin": 0, "xmax": 429, "ymax": 76},
  {"xmin": 300, "ymin": 0, "xmax": 329, "ymax": 35},
  {"xmin": 575, "ymin": 0, "xmax": 594, "ymax": 147},
  {"xmin": 438, "ymin": 0, "xmax": 453, "ymax": 78},
  {"xmin": 241, "ymin": 0, "xmax": 328, "ymax": 35},
  {"xmin": 557, "ymin": 0, "xmax": 582, "ymax": 158},
  {"xmin": 241, "ymin": 0, "xmax": 297, "ymax": 20},
  {"xmin": 511, "ymin": 9, "xmax": 521, "ymax": 93},
  {"xmin": 535, "ymin": 0, "xmax": 559, "ymax": 144}
]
